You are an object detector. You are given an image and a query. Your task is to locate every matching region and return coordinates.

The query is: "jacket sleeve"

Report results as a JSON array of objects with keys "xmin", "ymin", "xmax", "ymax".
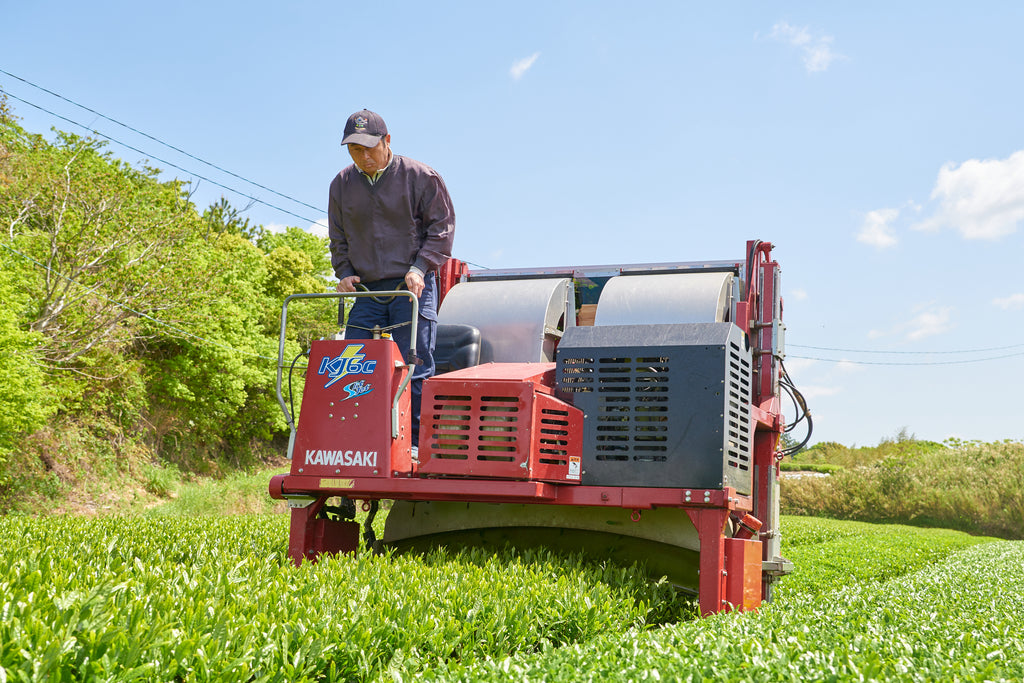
[
  {"xmin": 412, "ymin": 171, "xmax": 456, "ymax": 274},
  {"xmin": 327, "ymin": 176, "xmax": 356, "ymax": 280}
]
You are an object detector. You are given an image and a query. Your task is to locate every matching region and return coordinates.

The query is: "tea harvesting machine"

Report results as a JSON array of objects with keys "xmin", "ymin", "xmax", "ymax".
[{"xmin": 269, "ymin": 240, "xmax": 806, "ymax": 615}]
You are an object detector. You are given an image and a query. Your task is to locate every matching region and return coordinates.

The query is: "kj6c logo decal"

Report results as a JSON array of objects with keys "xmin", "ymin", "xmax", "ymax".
[{"xmin": 318, "ymin": 344, "xmax": 377, "ymax": 388}]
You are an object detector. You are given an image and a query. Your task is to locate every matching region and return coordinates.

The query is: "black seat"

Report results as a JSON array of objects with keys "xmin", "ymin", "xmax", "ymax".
[{"xmin": 433, "ymin": 324, "xmax": 481, "ymax": 374}]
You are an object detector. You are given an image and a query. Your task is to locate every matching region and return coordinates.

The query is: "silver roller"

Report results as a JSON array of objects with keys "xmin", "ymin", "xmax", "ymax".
[
  {"xmin": 594, "ymin": 271, "xmax": 734, "ymax": 326},
  {"xmin": 438, "ymin": 277, "xmax": 574, "ymax": 363}
]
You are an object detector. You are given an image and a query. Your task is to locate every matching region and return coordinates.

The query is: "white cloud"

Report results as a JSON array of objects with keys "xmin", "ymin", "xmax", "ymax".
[
  {"xmin": 799, "ymin": 384, "xmax": 842, "ymax": 399},
  {"xmin": 782, "ymin": 357, "xmax": 817, "ymax": 374},
  {"xmin": 510, "ymin": 52, "xmax": 540, "ymax": 80},
  {"xmin": 835, "ymin": 360, "xmax": 864, "ymax": 374},
  {"xmin": 768, "ymin": 21, "xmax": 840, "ymax": 73},
  {"xmin": 870, "ymin": 304, "xmax": 954, "ymax": 342},
  {"xmin": 905, "ymin": 307, "xmax": 953, "ymax": 340},
  {"xmin": 993, "ymin": 293, "xmax": 1024, "ymax": 310},
  {"xmin": 913, "ymin": 150, "xmax": 1024, "ymax": 240},
  {"xmin": 857, "ymin": 208, "xmax": 900, "ymax": 248},
  {"xmin": 263, "ymin": 222, "xmax": 289, "ymax": 235},
  {"xmin": 789, "ymin": 288, "xmax": 809, "ymax": 301},
  {"xmin": 309, "ymin": 219, "xmax": 329, "ymax": 238}
]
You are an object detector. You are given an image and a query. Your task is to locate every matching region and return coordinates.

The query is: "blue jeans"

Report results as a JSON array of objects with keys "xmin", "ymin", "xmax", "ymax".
[{"xmin": 344, "ymin": 273, "xmax": 437, "ymax": 446}]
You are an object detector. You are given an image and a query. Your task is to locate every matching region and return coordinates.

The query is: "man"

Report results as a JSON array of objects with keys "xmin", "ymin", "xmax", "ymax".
[{"xmin": 328, "ymin": 109, "xmax": 455, "ymax": 448}]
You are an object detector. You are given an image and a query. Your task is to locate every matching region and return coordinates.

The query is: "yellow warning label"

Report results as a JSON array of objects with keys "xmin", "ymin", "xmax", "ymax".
[
  {"xmin": 567, "ymin": 456, "xmax": 582, "ymax": 480},
  {"xmin": 320, "ymin": 478, "xmax": 355, "ymax": 489}
]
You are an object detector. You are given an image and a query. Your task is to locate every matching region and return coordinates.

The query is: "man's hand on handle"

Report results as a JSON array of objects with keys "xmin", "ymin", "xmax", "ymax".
[
  {"xmin": 405, "ymin": 270, "xmax": 425, "ymax": 298},
  {"xmin": 335, "ymin": 272, "xmax": 422, "ymax": 297},
  {"xmin": 336, "ymin": 275, "xmax": 361, "ymax": 293}
]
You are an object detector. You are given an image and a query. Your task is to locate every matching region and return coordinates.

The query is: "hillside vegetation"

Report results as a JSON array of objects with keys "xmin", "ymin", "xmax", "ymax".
[
  {"xmin": 0, "ymin": 95, "xmax": 338, "ymax": 511},
  {"xmin": 782, "ymin": 435, "xmax": 1024, "ymax": 539}
]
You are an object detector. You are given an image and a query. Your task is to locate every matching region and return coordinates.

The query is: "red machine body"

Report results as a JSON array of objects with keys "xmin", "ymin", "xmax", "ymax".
[
  {"xmin": 292, "ymin": 339, "xmax": 412, "ymax": 478},
  {"xmin": 270, "ymin": 240, "xmax": 792, "ymax": 616},
  {"xmin": 418, "ymin": 363, "xmax": 583, "ymax": 483}
]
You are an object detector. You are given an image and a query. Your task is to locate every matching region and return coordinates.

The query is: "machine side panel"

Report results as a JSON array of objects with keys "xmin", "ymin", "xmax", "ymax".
[
  {"xmin": 292, "ymin": 339, "xmax": 411, "ymax": 477},
  {"xmin": 418, "ymin": 363, "xmax": 583, "ymax": 483},
  {"xmin": 557, "ymin": 323, "xmax": 752, "ymax": 493},
  {"xmin": 725, "ymin": 537, "xmax": 763, "ymax": 611}
]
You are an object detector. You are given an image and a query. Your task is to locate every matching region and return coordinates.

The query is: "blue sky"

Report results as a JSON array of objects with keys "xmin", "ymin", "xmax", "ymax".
[{"xmin": 4, "ymin": 2, "xmax": 1023, "ymax": 447}]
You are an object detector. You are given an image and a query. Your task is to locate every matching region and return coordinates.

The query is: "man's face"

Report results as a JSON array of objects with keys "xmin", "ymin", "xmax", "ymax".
[{"xmin": 348, "ymin": 135, "xmax": 391, "ymax": 175}]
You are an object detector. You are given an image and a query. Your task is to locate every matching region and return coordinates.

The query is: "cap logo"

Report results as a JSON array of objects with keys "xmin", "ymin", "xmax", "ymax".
[{"xmin": 354, "ymin": 116, "xmax": 368, "ymax": 130}]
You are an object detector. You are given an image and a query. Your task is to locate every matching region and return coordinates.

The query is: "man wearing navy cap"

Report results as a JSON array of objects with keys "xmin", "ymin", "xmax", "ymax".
[{"xmin": 328, "ymin": 109, "xmax": 455, "ymax": 448}]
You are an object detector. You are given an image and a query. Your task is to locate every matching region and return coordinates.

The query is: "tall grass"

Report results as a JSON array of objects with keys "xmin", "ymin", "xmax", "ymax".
[
  {"xmin": 148, "ymin": 467, "xmax": 288, "ymax": 517},
  {"xmin": 782, "ymin": 438, "xmax": 1024, "ymax": 539}
]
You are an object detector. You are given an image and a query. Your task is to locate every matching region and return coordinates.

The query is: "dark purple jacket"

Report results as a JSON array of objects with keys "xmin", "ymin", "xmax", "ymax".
[{"xmin": 328, "ymin": 155, "xmax": 455, "ymax": 283}]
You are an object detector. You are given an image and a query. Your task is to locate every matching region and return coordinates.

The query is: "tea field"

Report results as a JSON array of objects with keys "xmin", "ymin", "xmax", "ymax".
[{"xmin": 1, "ymin": 514, "xmax": 1021, "ymax": 682}]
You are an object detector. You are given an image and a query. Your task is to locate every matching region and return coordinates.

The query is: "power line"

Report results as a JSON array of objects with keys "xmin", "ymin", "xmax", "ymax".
[
  {"xmin": 6, "ymin": 233, "xmax": 1016, "ymax": 369},
  {"xmin": 0, "ymin": 67, "xmax": 323, "ymax": 215},
  {"xmin": 0, "ymin": 87, "xmax": 322, "ymax": 226},
  {"xmin": 788, "ymin": 351, "xmax": 1024, "ymax": 366},
  {"xmin": 789, "ymin": 342, "xmax": 1024, "ymax": 355},
  {"xmin": 2, "ymin": 75, "xmax": 489, "ymax": 269}
]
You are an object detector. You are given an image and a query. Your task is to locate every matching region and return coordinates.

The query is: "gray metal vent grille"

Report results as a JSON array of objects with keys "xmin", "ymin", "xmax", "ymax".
[
  {"xmin": 555, "ymin": 322, "xmax": 754, "ymax": 493},
  {"xmin": 726, "ymin": 341, "xmax": 752, "ymax": 474},
  {"xmin": 577, "ymin": 356, "xmax": 672, "ymax": 462}
]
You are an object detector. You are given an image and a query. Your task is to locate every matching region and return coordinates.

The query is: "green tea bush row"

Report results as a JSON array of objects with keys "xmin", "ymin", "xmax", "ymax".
[
  {"xmin": 424, "ymin": 536, "xmax": 1023, "ymax": 682},
  {"xmin": 778, "ymin": 462, "xmax": 842, "ymax": 475},
  {"xmin": 0, "ymin": 515, "xmax": 690, "ymax": 682},
  {"xmin": 777, "ymin": 516, "xmax": 995, "ymax": 597},
  {"xmin": 0, "ymin": 514, "xmax": 1010, "ymax": 682}
]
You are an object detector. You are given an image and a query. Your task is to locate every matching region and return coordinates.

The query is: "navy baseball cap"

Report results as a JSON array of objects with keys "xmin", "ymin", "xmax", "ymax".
[{"xmin": 341, "ymin": 110, "xmax": 388, "ymax": 147}]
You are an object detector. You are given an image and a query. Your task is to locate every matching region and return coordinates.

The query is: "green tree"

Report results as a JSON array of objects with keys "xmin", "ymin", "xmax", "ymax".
[
  {"xmin": 0, "ymin": 252, "xmax": 54, "ymax": 488},
  {"xmin": 203, "ymin": 196, "xmax": 263, "ymax": 241},
  {"xmin": 1, "ymin": 123, "xmax": 208, "ymax": 375},
  {"xmin": 257, "ymin": 225, "xmax": 332, "ymax": 278},
  {"xmin": 0, "ymin": 97, "xmax": 339, "ymax": 500},
  {"xmin": 260, "ymin": 234, "xmax": 338, "ymax": 345}
]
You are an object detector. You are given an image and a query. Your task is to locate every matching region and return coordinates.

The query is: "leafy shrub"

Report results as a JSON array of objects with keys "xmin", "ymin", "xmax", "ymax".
[{"xmin": 782, "ymin": 439, "xmax": 1024, "ymax": 539}]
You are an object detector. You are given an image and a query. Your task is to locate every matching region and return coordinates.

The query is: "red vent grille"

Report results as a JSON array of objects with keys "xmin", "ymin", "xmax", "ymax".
[{"xmin": 418, "ymin": 365, "xmax": 582, "ymax": 482}]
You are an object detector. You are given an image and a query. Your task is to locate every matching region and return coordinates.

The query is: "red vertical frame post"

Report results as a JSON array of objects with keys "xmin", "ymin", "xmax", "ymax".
[
  {"xmin": 287, "ymin": 497, "xmax": 325, "ymax": 565},
  {"xmin": 754, "ymin": 250, "xmax": 781, "ymax": 528},
  {"xmin": 746, "ymin": 241, "xmax": 783, "ymax": 603},
  {"xmin": 687, "ymin": 507, "xmax": 730, "ymax": 616},
  {"xmin": 437, "ymin": 258, "xmax": 469, "ymax": 307}
]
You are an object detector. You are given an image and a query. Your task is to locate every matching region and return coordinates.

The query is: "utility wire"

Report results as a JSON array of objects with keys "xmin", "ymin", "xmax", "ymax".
[
  {"xmin": 789, "ymin": 342, "xmax": 1024, "ymax": 355},
  {"xmin": 2, "ymin": 76, "xmax": 491, "ymax": 268},
  {"xmin": 0, "ymin": 68, "xmax": 323, "ymax": 215},
  {"xmin": 10, "ymin": 232, "xmax": 1019, "ymax": 369},
  {"xmin": 0, "ymin": 88, "xmax": 321, "ymax": 225},
  {"xmin": 788, "ymin": 351, "xmax": 1024, "ymax": 366}
]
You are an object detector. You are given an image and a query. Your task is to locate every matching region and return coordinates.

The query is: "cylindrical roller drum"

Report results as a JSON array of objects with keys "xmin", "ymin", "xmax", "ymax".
[{"xmin": 594, "ymin": 271, "xmax": 733, "ymax": 326}]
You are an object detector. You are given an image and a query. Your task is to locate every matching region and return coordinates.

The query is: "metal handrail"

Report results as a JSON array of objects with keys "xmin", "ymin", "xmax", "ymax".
[{"xmin": 275, "ymin": 291, "xmax": 419, "ymax": 452}]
